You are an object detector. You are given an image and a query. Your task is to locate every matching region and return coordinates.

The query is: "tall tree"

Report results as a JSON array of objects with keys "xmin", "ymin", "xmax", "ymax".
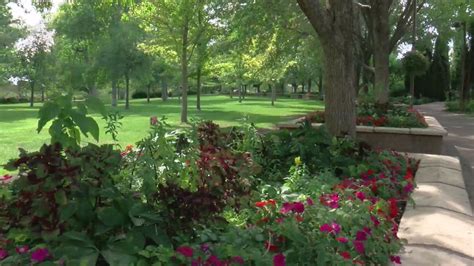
[{"xmin": 297, "ymin": 0, "xmax": 357, "ymax": 137}]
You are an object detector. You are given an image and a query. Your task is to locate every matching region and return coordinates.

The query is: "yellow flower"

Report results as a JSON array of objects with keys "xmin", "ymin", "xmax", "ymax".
[{"xmin": 294, "ymin": 156, "xmax": 302, "ymax": 166}]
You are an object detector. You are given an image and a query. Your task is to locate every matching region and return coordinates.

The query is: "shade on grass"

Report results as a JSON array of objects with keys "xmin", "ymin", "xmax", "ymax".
[{"xmin": 0, "ymin": 95, "xmax": 323, "ymax": 172}]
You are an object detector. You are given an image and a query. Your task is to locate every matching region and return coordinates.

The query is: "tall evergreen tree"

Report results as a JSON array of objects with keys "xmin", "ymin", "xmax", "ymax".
[{"xmin": 428, "ymin": 36, "xmax": 450, "ymax": 101}]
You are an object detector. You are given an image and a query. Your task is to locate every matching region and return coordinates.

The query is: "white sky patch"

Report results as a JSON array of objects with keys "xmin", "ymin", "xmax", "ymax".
[{"xmin": 7, "ymin": 0, "xmax": 64, "ymax": 29}]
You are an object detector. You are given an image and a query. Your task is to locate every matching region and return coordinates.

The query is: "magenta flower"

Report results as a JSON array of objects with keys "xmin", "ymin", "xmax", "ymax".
[
  {"xmin": 353, "ymin": 241, "xmax": 365, "ymax": 254},
  {"xmin": 31, "ymin": 248, "xmax": 50, "ymax": 263},
  {"xmin": 320, "ymin": 222, "xmax": 341, "ymax": 235},
  {"xmin": 0, "ymin": 249, "xmax": 8, "ymax": 260},
  {"xmin": 200, "ymin": 243, "xmax": 210, "ymax": 252},
  {"xmin": 306, "ymin": 197, "xmax": 314, "ymax": 206},
  {"xmin": 321, "ymin": 193, "xmax": 340, "ymax": 209},
  {"xmin": 16, "ymin": 245, "xmax": 29, "ymax": 254},
  {"xmin": 292, "ymin": 202, "xmax": 305, "ymax": 213},
  {"xmin": 280, "ymin": 202, "xmax": 305, "ymax": 214},
  {"xmin": 390, "ymin": 255, "xmax": 401, "ymax": 264},
  {"xmin": 232, "ymin": 256, "xmax": 245, "ymax": 265},
  {"xmin": 355, "ymin": 191, "xmax": 366, "ymax": 201},
  {"xmin": 176, "ymin": 246, "xmax": 194, "ymax": 258},
  {"xmin": 370, "ymin": 216, "xmax": 380, "ymax": 227},
  {"xmin": 355, "ymin": 230, "xmax": 368, "ymax": 241},
  {"xmin": 404, "ymin": 183, "xmax": 414, "ymax": 193},
  {"xmin": 273, "ymin": 253, "xmax": 286, "ymax": 266},
  {"xmin": 336, "ymin": 237, "xmax": 349, "ymax": 243},
  {"xmin": 206, "ymin": 255, "xmax": 223, "ymax": 266}
]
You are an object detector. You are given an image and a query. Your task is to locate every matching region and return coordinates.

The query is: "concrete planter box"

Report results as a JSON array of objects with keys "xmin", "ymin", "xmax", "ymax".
[
  {"xmin": 276, "ymin": 116, "xmax": 448, "ymax": 154},
  {"xmin": 392, "ymin": 154, "xmax": 474, "ymax": 265}
]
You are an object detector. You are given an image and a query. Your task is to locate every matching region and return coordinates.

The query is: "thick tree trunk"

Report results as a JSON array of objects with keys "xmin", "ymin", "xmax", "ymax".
[
  {"xmin": 125, "ymin": 74, "xmax": 130, "ymax": 110},
  {"xmin": 238, "ymin": 85, "xmax": 242, "ymax": 103},
  {"xmin": 29, "ymin": 81, "xmax": 35, "ymax": 107},
  {"xmin": 197, "ymin": 66, "xmax": 201, "ymax": 111},
  {"xmin": 371, "ymin": 1, "xmax": 390, "ymax": 104},
  {"xmin": 180, "ymin": 16, "xmax": 189, "ymax": 123},
  {"xmin": 112, "ymin": 80, "xmax": 118, "ymax": 107},
  {"xmin": 292, "ymin": 83, "xmax": 297, "ymax": 93},
  {"xmin": 307, "ymin": 79, "xmax": 312, "ymax": 93},
  {"xmin": 298, "ymin": 0, "xmax": 356, "ymax": 138},
  {"xmin": 256, "ymin": 84, "xmax": 261, "ymax": 95}
]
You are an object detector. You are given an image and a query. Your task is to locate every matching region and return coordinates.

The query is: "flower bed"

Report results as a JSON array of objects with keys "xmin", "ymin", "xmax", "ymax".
[
  {"xmin": 305, "ymin": 103, "xmax": 427, "ymax": 128},
  {"xmin": 0, "ymin": 118, "xmax": 418, "ymax": 265}
]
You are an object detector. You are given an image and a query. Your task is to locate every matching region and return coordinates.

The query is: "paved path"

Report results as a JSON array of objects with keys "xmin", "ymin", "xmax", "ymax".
[{"xmin": 416, "ymin": 102, "xmax": 474, "ymax": 213}]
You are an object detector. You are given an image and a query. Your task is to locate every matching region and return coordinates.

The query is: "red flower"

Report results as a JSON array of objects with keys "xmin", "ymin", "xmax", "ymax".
[
  {"xmin": 404, "ymin": 169, "xmax": 413, "ymax": 181},
  {"xmin": 267, "ymin": 199, "xmax": 277, "ymax": 206},
  {"xmin": 31, "ymin": 248, "xmax": 50, "ymax": 263},
  {"xmin": 306, "ymin": 197, "xmax": 314, "ymax": 206},
  {"xmin": 292, "ymin": 202, "xmax": 305, "ymax": 213},
  {"xmin": 320, "ymin": 222, "xmax": 341, "ymax": 235},
  {"xmin": 353, "ymin": 241, "xmax": 365, "ymax": 254},
  {"xmin": 404, "ymin": 183, "xmax": 414, "ymax": 193},
  {"xmin": 295, "ymin": 214, "xmax": 304, "ymax": 222},
  {"xmin": 273, "ymin": 253, "xmax": 286, "ymax": 266},
  {"xmin": 255, "ymin": 201, "xmax": 267, "ymax": 208},
  {"xmin": 388, "ymin": 198, "xmax": 399, "ymax": 218},
  {"xmin": 336, "ymin": 237, "xmax": 349, "ymax": 243},
  {"xmin": 339, "ymin": 251, "xmax": 351, "ymax": 260},
  {"xmin": 176, "ymin": 246, "xmax": 194, "ymax": 258},
  {"xmin": 264, "ymin": 241, "xmax": 279, "ymax": 252},
  {"xmin": 258, "ymin": 217, "xmax": 270, "ymax": 224},
  {"xmin": 390, "ymin": 255, "xmax": 401, "ymax": 264},
  {"xmin": 367, "ymin": 169, "xmax": 375, "ymax": 176}
]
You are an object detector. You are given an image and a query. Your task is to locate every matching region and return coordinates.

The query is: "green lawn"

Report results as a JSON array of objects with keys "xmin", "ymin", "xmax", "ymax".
[{"xmin": 0, "ymin": 95, "xmax": 323, "ymax": 172}]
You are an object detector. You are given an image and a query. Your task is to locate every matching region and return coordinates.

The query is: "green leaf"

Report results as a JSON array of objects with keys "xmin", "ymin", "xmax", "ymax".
[
  {"xmin": 70, "ymin": 111, "xmax": 100, "ymax": 142},
  {"xmin": 60, "ymin": 202, "xmax": 78, "ymax": 222},
  {"xmin": 98, "ymin": 207, "xmax": 127, "ymax": 227},
  {"xmin": 37, "ymin": 102, "xmax": 60, "ymax": 133},
  {"xmin": 101, "ymin": 250, "xmax": 137, "ymax": 266},
  {"xmin": 86, "ymin": 96, "xmax": 107, "ymax": 117},
  {"xmin": 55, "ymin": 190, "xmax": 68, "ymax": 205}
]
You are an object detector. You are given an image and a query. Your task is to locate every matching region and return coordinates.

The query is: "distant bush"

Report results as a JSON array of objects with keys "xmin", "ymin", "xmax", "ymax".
[
  {"xmin": 0, "ymin": 97, "xmax": 29, "ymax": 104},
  {"xmin": 132, "ymin": 91, "xmax": 163, "ymax": 99},
  {"xmin": 446, "ymin": 101, "xmax": 474, "ymax": 113}
]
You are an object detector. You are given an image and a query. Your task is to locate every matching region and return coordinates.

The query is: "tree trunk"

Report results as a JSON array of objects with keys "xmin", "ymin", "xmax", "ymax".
[
  {"xmin": 409, "ymin": 74, "xmax": 415, "ymax": 107},
  {"xmin": 243, "ymin": 84, "xmax": 247, "ymax": 99},
  {"xmin": 371, "ymin": 1, "xmax": 390, "ymax": 104},
  {"xmin": 297, "ymin": 0, "xmax": 356, "ymax": 138},
  {"xmin": 125, "ymin": 74, "xmax": 130, "ymax": 110},
  {"xmin": 197, "ymin": 66, "xmax": 202, "ymax": 111},
  {"xmin": 147, "ymin": 84, "xmax": 151, "ymax": 103},
  {"xmin": 29, "ymin": 81, "xmax": 35, "ymax": 107},
  {"xmin": 256, "ymin": 84, "xmax": 261, "ymax": 95},
  {"xmin": 307, "ymin": 79, "xmax": 312, "ymax": 93},
  {"xmin": 238, "ymin": 85, "xmax": 242, "ymax": 103},
  {"xmin": 292, "ymin": 83, "xmax": 297, "ymax": 93},
  {"xmin": 112, "ymin": 80, "xmax": 118, "ymax": 107},
  {"xmin": 41, "ymin": 86, "xmax": 45, "ymax": 102},
  {"xmin": 180, "ymin": 14, "xmax": 189, "ymax": 123},
  {"xmin": 271, "ymin": 84, "xmax": 276, "ymax": 106},
  {"xmin": 161, "ymin": 79, "xmax": 168, "ymax": 101},
  {"xmin": 302, "ymin": 83, "xmax": 305, "ymax": 93}
]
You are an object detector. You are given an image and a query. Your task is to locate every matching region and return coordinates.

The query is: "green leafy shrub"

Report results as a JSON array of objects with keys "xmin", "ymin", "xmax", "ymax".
[{"xmin": 402, "ymin": 51, "xmax": 430, "ymax": 77}]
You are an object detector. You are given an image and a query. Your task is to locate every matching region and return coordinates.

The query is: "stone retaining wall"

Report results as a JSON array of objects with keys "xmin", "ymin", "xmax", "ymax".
[{"xmin": 276, "ymin": 116, "xmax": 447, "ymax": 154}]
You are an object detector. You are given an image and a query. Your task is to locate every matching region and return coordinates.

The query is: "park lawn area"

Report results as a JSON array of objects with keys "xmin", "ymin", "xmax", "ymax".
[{"xmin": 0, "ymin": 95, "xmax": 323, "ymax": 173}]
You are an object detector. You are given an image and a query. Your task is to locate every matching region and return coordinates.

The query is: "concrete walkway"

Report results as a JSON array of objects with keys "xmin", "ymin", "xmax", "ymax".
[{"xmin": 416, "ymin": 102, "xmax": 474, "ymax": 213}]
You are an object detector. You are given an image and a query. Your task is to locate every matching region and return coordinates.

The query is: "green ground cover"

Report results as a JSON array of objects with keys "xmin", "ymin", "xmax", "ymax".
[{"xmin": 0, "ymin": 95, "xmax": 323, "ymax": 172}]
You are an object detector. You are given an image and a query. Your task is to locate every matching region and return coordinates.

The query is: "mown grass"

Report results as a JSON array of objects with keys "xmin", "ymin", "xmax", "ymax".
[{"xmin": 0, "ymin": 95, "xmax": 323, "ymax": 173}]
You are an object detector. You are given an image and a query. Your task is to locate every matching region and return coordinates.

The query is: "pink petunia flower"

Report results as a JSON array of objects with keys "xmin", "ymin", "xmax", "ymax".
[
  {"xmin": 0, "ymin": 249, "xmax": 8, "ymax": 260},
  {"xmin": 353, "ymin": 241, "xmax": 365, "ymax": 254},
  {"xmin": 31, "ymin": 248, "xmax": 50, "ymax": 263},
  {"xmin": 355, "ymin": 191, "xmax": 366, "ymax": 201},
  {"xmin": 355, "ymin": 230, "xmax": 368, "ymax": 241},
  {"xmin": 176, "ymin": 246, "xmax": 194, "ymax": 258},
  {"xmin": 370, "ymin": 216, "xmax": 380, "ymax": 227},
  {"xmin": 339, "ymin": 251, "xmax": 351, "ymax": 260},
  {"xmin": 336, "ymin": 237, "xmax": 349, "ymax": 243},
  {"xmin": 273, "ymin": 253, "xmax": 286, "ymax": 266},
  {"xmin": 390, "ymin": 255, "xmax": 401, "ymax": 264},
  {"xmin": 306, "ymin": 197, "xmax": 314, "ymax": 206}
]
